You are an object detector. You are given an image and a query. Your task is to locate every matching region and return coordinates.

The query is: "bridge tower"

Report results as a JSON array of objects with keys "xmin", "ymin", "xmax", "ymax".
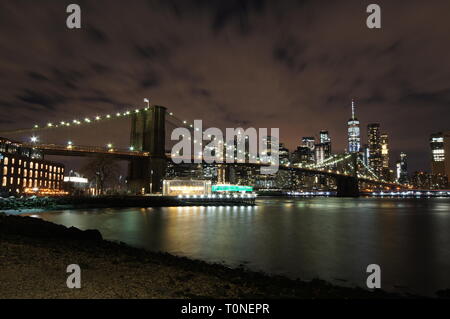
[
  {"xmin": 128, "ymin": 105, "xmax": 167, "ymax": 194},
  {"xmin": 336, "ymin": 152, "xmax": 360, "ymax": 197}
]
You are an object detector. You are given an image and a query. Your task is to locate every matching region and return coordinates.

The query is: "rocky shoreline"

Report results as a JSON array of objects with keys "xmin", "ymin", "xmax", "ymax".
[
  {"xmin": 0, "ymin": 213, "xmax": 446, "ymax": 299},
  {"xmin": 0, "ymin": 195, "xmax": 254, "ymax": 213}
]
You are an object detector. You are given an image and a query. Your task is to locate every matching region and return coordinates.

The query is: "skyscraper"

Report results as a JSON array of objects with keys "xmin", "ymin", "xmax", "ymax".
[
  {"xmin": 430, "ymin": 131, "xmax": 450, "ymax": 183},
  {"xmin": 367, "ymin": 123, "xmax": 382, "ymax": 177},
  {"xmin": 301, "ymin": 137, "xmax": 315, "ymax": 150},
  {"xmin": 301, "ymin": 137, "xmax": 315, "ymax": 163},
  {"xmin": 381, "ymin": 133, "xmax": 389, "ymax": 168},
  {"xmin": 319, "ymin": 130, "xmax": 332, "ymax": 158},
  {"xmin": 347, "ymin": 100, "xmax": 361, "ymax": 153},
  {"xmin": 396, "ymin": 152, "xmax": 408, "ymax": 184},
  {"xmin": 320, "ymin": 130, "xmax": 331, "ymax": 144},
  {"xmin": 380, "ymin": 133, "xmax": 390, "ymax": 180}
]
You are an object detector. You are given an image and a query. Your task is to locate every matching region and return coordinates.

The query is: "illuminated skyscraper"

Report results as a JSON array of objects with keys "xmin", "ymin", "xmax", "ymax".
[
  {"xmin": 347, "ymin": 100, "xmax": 361, "ymax": 153},
  {"xmin": 430, "ymin": 131, "xmax": 450, "ymax": 183},
  {"xmin": 381, "ymin": 133, "xmax": 389, "ymax": 168},
  {"xmin": 396, "ymin": 152, "xmax": 408, "ymax": 184},
  {"xmin": 301, "ymin": 137, "xmax": 315, "ymax": 150},
  {"xmin": 368, "ymin": 123, "xmax": 382, "ymax": 177},
  {"xmin": 380, "ymin": 133, "xmax": 391, "ymax": 180},
  {"xmin": 318, "ymin": 130, "xmax": 332, "ymax": 159},
  {"xmin": 320, "ymin": 130, "xmax": 331, "ymax": 144}
]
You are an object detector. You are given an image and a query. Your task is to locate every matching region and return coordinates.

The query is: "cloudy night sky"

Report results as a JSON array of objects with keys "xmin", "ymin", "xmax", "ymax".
[{"xmin": 1, "ymin": 0, "xmax": 450, "ymax": 172}]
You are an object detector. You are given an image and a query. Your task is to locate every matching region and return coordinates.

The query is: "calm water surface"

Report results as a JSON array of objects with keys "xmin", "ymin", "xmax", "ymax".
[{"xmin": 27, "ymin": 197, "xmax": 450, "ymax": 296}]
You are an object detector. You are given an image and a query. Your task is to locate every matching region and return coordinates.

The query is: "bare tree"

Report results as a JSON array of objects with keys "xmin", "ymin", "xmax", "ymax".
[{"xmin": 81, "ymin": 156, "xmax": 120, "ymax": 195}]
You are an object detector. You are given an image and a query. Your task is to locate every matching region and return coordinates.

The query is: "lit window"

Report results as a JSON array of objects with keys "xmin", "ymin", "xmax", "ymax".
[
  {"xmin": 4, "ymin": 157, "xmax": 8, "ymax": 165},
  {"xmin": 2, "ymin": 177, "xmax": 6, "ymax": 186}
]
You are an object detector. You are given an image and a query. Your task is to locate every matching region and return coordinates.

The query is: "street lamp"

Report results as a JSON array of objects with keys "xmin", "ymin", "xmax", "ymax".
[{"xmin": 30, "ymin": 136, "xmax": 38, "ymax": 143}]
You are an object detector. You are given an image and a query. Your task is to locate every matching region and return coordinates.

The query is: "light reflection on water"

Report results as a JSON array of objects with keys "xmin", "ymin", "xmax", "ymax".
[{"xmin": 26, "ymin": 197, "xmax": 450, "ymax": 296}]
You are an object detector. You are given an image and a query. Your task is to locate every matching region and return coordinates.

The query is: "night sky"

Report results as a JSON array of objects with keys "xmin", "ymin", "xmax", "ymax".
[{"xmin": 1, "ymin": 0, "xmax": 450, "ymax": 173}]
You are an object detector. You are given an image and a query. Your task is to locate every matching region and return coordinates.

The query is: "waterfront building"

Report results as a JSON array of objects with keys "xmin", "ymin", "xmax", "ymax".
[
  {"xmin": 63, "ymin": 171, "xmax": 89, "ymax": 195},
  {"xmin": 347, "ymin": 100, "xmax": 361, "ymax": 153},
  {"xmin": 162, "ymin": 179, "xmax": 212, "ymax": 196},
  {"xmin": 430, "ymin": 131, "xmax": 450, "ymax": 183},
  {"xmin": 0, "ymin": 137, "xmax": 65, "ymax": 195}
]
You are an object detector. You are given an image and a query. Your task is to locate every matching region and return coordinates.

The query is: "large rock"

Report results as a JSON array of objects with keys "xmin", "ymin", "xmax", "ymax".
[{"xmin": 0, "ymin": 214, "xmax": 103, "ymax": 241}]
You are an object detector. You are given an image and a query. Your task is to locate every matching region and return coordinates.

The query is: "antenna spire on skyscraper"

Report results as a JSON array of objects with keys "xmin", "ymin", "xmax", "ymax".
[{"xmin": 351, "ymin": 99, "xmax": 355, "ymax": 120}]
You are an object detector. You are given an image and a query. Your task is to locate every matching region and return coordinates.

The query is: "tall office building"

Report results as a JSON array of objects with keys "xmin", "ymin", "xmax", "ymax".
[
  {"xmin": 291, "ymin": 146, "xmax": 314, "ymax": 165},
  {"xmin": 430, "ymin": 132, "xmax": 450, "ymax": 183},
  {"xmin": 347, "ymin": 100, "xmax": 361, "ymax": 153},
  {"xmin": 319, "ymin": 130, "xmax": 332, "ymax": 158},
  {"xmin": 362, "ymin": 144, "xmax": 370, "ymax": 167},
  {"xmin": 314, "ymin": 144, "xmax": 326, "ymax": 164},
  {"xmin": 367, "ymin": 123, "xmax": 382, "ymax": 177},
  {"xmin": 380, "ymin": 133, "xmax": 390, "ymax": 180},
  {"xmin": 300, "ymin": 137, "xmax": 315, "ymax": 163},
  {"xmin": 301, "ymin": 137, "xmax": 315, "ymax": 150},
  {"xmin": 396, "ymin": 152, "xmax": 408, "ymax": 184},
  {"xmin": 315, "ymin": 142, "xmax": 331, "ymax": 164},
  {"xmin": 381, "ymin": 133, "xmax": 389, "ymax": 168},
  {"xmin": 320, "ymin": 130, "xmax": 331, "ymax": 144}
]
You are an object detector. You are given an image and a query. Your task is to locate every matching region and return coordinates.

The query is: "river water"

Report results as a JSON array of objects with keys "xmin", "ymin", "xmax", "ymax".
[{"xmin": 26, "ymin": 197, "xmax": 450, "ymax": 296}]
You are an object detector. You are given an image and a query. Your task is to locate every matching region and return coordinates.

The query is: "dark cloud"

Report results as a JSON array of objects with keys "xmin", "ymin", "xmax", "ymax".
[
  {"xmin": 140, "ymin": 71, "xmax": 162, "ymax": 89},
  {"xmin": 273, "ymin": 38, "xmax": 307, "ymax": 72},
  {"xmin": 27, "ymin": 72, "xmax": 49, "ymax": 82},
  {"xmin": 0, "ymin": 0, "xmax": 450, "ymax": 172},
  {"xmin": 16, "ymin": 90, "xmax": 66, "ymax": 111},
  {"xmin": 85, "ymin": 26, "xmax": 109, "ymax": 44},
  {"xmin": 191, "ymin": 88, "xmax": 211, "ymax": 97},
  {"xmin": 209, "ymin": 0, "xmax": 266, "ymax": 33}
]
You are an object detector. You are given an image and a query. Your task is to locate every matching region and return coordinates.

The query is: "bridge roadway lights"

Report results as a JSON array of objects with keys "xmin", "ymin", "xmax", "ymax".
[{"xmin": 128, "ymin": 105, "xmax": 167, "ymax": 194}]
